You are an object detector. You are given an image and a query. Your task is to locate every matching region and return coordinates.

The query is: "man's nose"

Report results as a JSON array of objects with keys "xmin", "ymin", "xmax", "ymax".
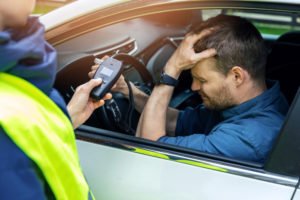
[{"xmin": 191, "ymin": 81, "xmax": 201, "ymax": 91}]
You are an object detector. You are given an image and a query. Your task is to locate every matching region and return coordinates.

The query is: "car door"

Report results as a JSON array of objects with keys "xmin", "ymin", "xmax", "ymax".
[{"xmin": 76, "ymin": 126, "xmax": 298, "ymax": 200}]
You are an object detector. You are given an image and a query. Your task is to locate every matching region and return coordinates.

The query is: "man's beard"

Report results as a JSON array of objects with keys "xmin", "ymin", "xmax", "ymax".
[{"xmin": 201, "ymin": 85, "xmax": 235, "ymax": 111}]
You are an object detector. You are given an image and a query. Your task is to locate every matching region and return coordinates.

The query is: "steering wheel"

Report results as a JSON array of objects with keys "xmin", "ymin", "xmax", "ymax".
[{"xmin": 96, "ymin": 53, "xmax": 153, "ymax": 134}]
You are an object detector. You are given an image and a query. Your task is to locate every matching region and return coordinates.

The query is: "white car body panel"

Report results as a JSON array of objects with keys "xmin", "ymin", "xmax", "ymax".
[
  {"xmin": 77, "ymin": 140, "xmax": 295, "ymax": 200},
  {"xmin": 293, "ymin": 190, "xmax": 300, "ymax": 200}
]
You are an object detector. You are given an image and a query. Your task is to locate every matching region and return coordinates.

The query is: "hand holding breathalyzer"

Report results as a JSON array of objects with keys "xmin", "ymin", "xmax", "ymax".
[
  {"xmin": 90, "ymin": 57, "xmax": 123, "ymax": 100},
  {"xmin": 67, "ymin": 78, "xmax": 112, "ymax": 129}
]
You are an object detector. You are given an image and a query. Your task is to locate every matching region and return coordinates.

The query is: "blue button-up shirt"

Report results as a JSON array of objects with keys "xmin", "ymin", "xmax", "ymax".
[{"xmin": 158, "ymin": 80, "xmax": 289, "ymax": 163}]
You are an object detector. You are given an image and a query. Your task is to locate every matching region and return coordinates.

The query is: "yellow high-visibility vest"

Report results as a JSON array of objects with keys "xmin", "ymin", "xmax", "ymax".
[{"xmin": 0, "ymin": 72, "xmax": 92, "ymax": 200}]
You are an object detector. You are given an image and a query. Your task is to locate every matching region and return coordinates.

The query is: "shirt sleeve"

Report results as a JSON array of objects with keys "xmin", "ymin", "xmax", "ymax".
[
  {"xmin": 159, "ymin": 124, "xmax": 259, "ymax": 162},
  {"xmin": 175, "ymin": 105, "xmax": 220, "ymax": 136}
]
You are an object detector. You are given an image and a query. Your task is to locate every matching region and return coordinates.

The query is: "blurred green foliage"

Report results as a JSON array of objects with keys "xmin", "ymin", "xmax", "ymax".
[
  {"xmin": 255, "ymin": 22, "xmax": 300, "ymax": 36},
  {"xmin": 33, "ymin": 4, "xmax": 58, "ymax": 14},
  {"xmin": 33, "ymin": 0, "xmax": 75, "ymax": 15}
]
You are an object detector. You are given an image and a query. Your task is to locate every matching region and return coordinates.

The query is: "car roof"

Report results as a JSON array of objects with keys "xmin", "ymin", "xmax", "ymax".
[
  {"xmin": 40, "ymin": 0, "xmax": 129, "ymax": 30},
  {"xmin": 40, "ymin": 0, "xmax": 300, "ymax": 31}
]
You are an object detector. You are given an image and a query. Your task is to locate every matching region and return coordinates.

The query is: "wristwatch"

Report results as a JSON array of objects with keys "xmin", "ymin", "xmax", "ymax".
[{"xmin": 159, "ymin": 71, "xmax": 178, "ymax": 87}]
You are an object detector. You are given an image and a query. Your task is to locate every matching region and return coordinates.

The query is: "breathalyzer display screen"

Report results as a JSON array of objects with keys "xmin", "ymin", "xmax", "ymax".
[
  {"xmin": 100, "ymin": 67, "xmax": 113, "ymax": 77},
  {"xmin": 91, "ymin": 57, "xmax": 123, "ymax": 100}
]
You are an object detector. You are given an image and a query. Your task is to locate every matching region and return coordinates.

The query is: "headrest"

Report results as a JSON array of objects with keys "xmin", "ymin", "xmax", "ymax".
[
  {"xmin": 276, "ymin": 31, "xmax": 300, "ymax": 44},
  {"xmin": 266, "ymin": 31, "xmax": 300, "ymax": 104}
]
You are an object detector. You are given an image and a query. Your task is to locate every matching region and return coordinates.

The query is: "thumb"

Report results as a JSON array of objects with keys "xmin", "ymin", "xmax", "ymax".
[{"xmin": 85, "ymin": 78, "xmax": 103, "ymax": 93}]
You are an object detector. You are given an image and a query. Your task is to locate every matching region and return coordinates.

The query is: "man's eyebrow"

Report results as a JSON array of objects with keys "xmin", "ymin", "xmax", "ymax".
[
  {"xmin": 191, "ymin": 72, "xmax": 204, "ymax": 80},
  {"xmin": 191, "ymin": 70, "xmax": 197, "ymax": 77}
]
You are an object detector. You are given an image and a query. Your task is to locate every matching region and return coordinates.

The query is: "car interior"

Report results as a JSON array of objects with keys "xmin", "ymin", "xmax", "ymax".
[{"xmin": 53, "ymin": 7, "xmax": 300, "ymax": 166}]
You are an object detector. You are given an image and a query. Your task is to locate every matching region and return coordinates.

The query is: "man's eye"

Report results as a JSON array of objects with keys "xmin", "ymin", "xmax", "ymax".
[{"xmin": 199, "ymin": 79, "xmax": 206, "ymax": 84}]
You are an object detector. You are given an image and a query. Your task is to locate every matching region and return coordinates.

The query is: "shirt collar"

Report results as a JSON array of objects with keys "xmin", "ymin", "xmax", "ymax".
[{"xmin": 221, "ymin": 80, "xmax": 280, "ymax": 119}]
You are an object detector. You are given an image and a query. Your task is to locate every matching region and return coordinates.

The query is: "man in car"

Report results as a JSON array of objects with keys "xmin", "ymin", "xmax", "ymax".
[{"xmin": 90, "ymin": 15, "xmax": 289, "ymax": 163}]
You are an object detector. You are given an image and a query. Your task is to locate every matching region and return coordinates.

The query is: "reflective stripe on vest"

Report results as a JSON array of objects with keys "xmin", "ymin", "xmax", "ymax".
[{"xmin": 0, "ymin": 72, "xmax": 91, "ymax": 200}]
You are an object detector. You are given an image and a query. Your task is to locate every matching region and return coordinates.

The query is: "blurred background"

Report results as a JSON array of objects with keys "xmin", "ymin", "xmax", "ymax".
[{"xmin": 34, "ymin": 0, "xmax": 75, "ymax": 15}]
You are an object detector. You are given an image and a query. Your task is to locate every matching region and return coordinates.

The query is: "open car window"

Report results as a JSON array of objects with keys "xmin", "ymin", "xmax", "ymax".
[{"xmin": 51, "ymin": 4, "xmax": 300, "ymax": 171}]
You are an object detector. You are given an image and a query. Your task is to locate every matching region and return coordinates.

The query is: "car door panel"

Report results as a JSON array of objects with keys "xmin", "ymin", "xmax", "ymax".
[{"xmin": 77, "ymin": 139, "xmax": 297, "ymax": 200}]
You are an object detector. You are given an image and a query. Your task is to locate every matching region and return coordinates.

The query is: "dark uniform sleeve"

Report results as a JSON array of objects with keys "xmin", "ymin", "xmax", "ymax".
[{"xmin": 0, "ymin": 128, "xmax": 47, "ymax": 200}]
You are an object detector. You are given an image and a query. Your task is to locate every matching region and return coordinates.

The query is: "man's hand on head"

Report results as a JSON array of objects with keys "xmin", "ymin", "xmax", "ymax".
[{"xmin": 164, "ymin": 29, "xmax": 217, "ymax": 78}]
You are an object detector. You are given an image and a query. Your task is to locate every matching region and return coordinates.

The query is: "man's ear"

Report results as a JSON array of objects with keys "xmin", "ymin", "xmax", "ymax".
[{"xmin": 230, "ymin": 66, "xmax": 246, "ymax": 86}]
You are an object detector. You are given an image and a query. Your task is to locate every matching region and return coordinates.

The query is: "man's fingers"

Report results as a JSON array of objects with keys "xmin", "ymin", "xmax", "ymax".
[
  {"xmin": 198, "ymin": 27, "xmax": 217, "ymax": 38},
  {"xmin": 92, "ymin": 93, "xmax": 112, "ymax": 109},
  {"xmin": 195, "ymin": 48, "xmax": 217, "ymax": 60},
  {"xmin": 93, "ymin": 55, "xmax": 110, "ymax": 65},
  {"xmin": 91, "ymin": 64, "xmax": 99, "ymax": 71},
  {"xmin": 94, "ymin": 99, "xmax": 105, "ymax": 109},
  {"xmin": 102, "ymin": 93, "xmax": 112, "ymax": 100},
  {"xmin": 90, "ymin": 55, "xmax": 110, "ymax": 77},
  {"xmin": 102, "ymin": 55, "xmax": 110, "ymax": 60},
  {"xmin": 89, "ymin": 65, "xmax": 99, "ymax": 78},
  {"xmin": 186, "ymin": 27, "xmax": 217, "ymax": 47},
  {"xmin": 88, "ymin": 70, "xmax": 96, "ymax": 78}
]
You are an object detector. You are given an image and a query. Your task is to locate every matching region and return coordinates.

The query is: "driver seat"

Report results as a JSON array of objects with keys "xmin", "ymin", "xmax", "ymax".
[{"xmin": 266, "ymin": 31, "xmax": 300, "ymax": 104}]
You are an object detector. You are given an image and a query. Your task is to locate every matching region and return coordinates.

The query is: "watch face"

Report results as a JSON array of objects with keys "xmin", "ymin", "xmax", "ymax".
[{"xmin": 160, "ymin": 72, "xmax": 164, "ymax": 80}]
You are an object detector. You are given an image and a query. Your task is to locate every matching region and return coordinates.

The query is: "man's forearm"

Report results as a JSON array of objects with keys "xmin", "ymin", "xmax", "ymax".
[
  {"xmin": 127, "ymin": 82, "xmax": 149, "ymax": 113},
  {"xmin": 137, "ymin": 84, "xmax": 175, "ymax": 140},
  {"xmin": 124, "ymin": 81, "xmax": 178, "ymax": 136}
]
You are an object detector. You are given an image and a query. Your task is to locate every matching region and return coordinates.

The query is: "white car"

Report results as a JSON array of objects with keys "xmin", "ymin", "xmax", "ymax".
[{"xmin": 41, "ymin": 1, "xmax": 300, "ymax": 199}]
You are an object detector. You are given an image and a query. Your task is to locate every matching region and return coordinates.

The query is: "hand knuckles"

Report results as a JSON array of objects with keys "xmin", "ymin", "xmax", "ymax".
[{"xmin": 76, "ymin": 84, "xmax": 87, "ymax": 92}]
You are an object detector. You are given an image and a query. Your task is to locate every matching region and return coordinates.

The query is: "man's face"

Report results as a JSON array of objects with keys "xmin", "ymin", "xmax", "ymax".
[{"xmin": 191, "ymin": 57, "xmax": 236, "ymax": 110}]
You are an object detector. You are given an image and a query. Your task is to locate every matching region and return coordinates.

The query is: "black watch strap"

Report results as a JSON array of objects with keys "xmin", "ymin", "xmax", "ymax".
[{"xmin": 159, "ymin": 71, "xmax": 178, "ymax": 87}]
